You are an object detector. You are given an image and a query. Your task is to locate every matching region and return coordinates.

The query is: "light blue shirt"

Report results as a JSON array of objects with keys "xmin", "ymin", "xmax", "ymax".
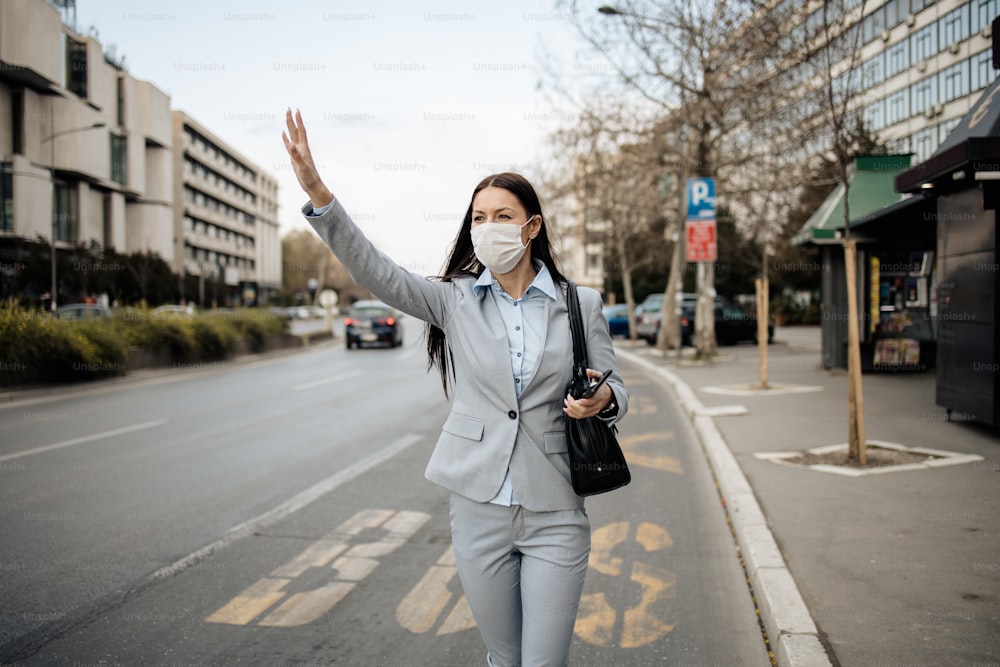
[{"xmin": 474, "ymin": 261, "xmax": 558, "ymax": 506}]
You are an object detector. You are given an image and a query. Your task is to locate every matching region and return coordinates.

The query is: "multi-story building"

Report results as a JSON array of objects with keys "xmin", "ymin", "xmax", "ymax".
[
  {"xmin": 0, "ymin": 0, "xmax": 280, "ymax": 307},
  {"xmin": 0, "ymin": 0, "xmax": 173, "ymax": 305},
  {"xmin": 784, "ymin": 0, "xmax": 999, "ymax": 162},
  {"xmin": 173, "ymin": 112, "xmax": 280, "ymax": 306}
]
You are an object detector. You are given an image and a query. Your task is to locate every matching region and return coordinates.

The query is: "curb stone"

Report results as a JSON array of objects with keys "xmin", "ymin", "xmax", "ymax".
[{"xmin": 618, "ymin": 348, "xmax": 834, "ymax": 667}]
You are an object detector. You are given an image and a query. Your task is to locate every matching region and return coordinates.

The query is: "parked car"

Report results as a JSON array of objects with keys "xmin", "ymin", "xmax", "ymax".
[
  {"xmin": 55, "ymin": 303, "xmax": 112, "ymax": 320},
  {"xmin": 602, "ymin": 304, "xmax": 630, "ymax": 337},
  {"xmin": 344, "ymin": 300, "xmax": 403, "ymax": 349},
  {"xmin": 152, "ymin": 304, "xmax": 194, "ymax": 317},
  {"xmin": 634, "ymin": 300, "xmax": 663, "ymax": 344},
  {"xmin": 681, "ymin": 296, "xmax": 774, "ymax": 346}
]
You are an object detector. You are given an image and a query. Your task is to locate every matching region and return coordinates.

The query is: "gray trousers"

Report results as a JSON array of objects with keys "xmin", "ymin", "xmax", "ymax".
[{"xmin": 448, "ymin": 493, "xmax": 591, "ymax": 667}]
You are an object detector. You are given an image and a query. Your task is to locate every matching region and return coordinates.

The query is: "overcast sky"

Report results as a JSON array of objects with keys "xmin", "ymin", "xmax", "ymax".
[{"xmin": 74, "ymin": 0, "xmax": 606, "ymax": 275}]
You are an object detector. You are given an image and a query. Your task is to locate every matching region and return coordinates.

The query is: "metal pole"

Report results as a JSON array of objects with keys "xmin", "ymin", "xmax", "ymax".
[{"xmin": 50, "ymin": 98, "xmax": 57, "ymax": 311}]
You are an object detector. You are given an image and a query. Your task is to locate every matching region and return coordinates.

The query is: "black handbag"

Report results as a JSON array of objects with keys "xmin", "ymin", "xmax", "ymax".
[{"xmin": 564, "ymin": 281, "xmax": 631, "ymax": 496}]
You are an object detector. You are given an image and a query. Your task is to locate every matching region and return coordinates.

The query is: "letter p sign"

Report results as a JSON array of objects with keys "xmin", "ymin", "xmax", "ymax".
[{"xmin": 686, "ymin": 178, "xmax": 716, "ymax": 221}]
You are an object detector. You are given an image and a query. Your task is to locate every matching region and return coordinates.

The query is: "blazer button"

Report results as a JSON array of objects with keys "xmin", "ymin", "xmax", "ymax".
[{"xmin": 508, "ymin": 410, "xmax": 517, "ymax": 420}]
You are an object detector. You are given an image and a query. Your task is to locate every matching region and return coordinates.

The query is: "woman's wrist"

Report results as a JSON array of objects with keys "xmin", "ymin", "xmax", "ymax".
[
  {"xmin": 598, "ymin": 392, "xmax": 618, "ymax": 417},
  {"xmin": 309, "ymin": 185, "xmax": 334, "ymax": 210}
]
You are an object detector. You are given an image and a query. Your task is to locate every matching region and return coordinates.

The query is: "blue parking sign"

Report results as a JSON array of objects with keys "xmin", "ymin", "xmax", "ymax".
[{"xmin": 686, "ymin": 178, "xmax": 716, "ymax": 220}]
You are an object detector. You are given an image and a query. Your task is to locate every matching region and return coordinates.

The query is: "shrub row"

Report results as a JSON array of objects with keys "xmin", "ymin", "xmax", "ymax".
[{"xmin": 0, "ymin": 308, "xmax": 288, "ymax": 386}]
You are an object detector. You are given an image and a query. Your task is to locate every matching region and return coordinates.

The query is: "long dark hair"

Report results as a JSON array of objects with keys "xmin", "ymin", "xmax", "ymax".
[{"xmin": 426, "ymin": 172, "xmax": 567, "ymax": 397}]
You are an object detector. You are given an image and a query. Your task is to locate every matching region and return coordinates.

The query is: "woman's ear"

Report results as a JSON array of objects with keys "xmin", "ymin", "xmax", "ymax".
[{"xmin": 529, "ymin": 215, "xmax": 543, "ymax": 240}]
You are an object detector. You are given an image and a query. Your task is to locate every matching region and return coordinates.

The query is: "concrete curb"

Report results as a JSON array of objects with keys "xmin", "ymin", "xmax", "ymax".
[{"xmin": 618, "ymin": 348, "xmax": 833, "ymax": 667}]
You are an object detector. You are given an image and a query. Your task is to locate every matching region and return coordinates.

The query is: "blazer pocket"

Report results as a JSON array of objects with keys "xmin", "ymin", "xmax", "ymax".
[
  {"xmin": 543, "ymin": 430, "xmax": 568, "ymax": 454},
  {"xmin": 442, "ymin": 412, "xmax": 485, "ymax": 442}
]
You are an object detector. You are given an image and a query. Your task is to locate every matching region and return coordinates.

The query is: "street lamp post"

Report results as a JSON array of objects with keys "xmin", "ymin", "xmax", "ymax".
[{"xmin": 40, "ymin": 103, "xmax": 105, "ymax": 311}]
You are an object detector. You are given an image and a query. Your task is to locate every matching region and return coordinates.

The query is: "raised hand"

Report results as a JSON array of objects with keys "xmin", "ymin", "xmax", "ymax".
[{"xmin": 281, "ymin": 108, "xmax": 333, "ymax": 208}]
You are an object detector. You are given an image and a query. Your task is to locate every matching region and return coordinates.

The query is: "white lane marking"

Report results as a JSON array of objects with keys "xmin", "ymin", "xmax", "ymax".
[
  {"xmin": 293, "ymin": 369, "xmax": 362, "ymax": 391},
  {"xmin": 0, "ymin": 419, "xmax": 169, "ymax": 463},
  {"xmin": 145, "ymin": 432, "xmax": 424, "ymax": 585}
]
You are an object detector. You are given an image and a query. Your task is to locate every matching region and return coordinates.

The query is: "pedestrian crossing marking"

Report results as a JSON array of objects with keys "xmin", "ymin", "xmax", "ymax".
[{"xmin": 206, "ymin": 509, "xmax": 430, "ymax": 627}]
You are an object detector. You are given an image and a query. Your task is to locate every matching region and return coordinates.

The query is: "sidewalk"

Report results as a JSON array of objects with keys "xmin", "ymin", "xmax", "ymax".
[{"xmin": 616, "ymin": 327, "xmax": 1000, "ymax": 667}]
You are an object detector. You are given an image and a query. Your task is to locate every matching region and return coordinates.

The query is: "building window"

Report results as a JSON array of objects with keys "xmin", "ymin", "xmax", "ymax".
[
  {"xmin": 972, "ymin": 0, "xmax": 999, "ymax": 32},
  {"xmin": 911, "ymin": 23, "xmax": 937, "ymax": 62},
  {"xmin": 887, "ymin": 135, "xmax": 910, "ymax": 155},
  {"xmin": 886, "ymin": 89, "xmax": 910, "ymax": 124},
  {"xmin": 940, "ymin": 60, "xmax": 969, "ymax": 102},
  {"xmin": 65, "ymin": 35, "xmax": 88, "ymax": 98},
  {"xmin": 940, "ymin": 5, "xmax": 969, "ymax": 48},
  {"xmin": 102, "ymin": 193, "xmax": 111, "ymax": 249},
  {"xmin": 53, "ymin": 182, "xmax": 78, "ymax": 243},
  {"xmin": 110, "ymin": 134, "xmax": 127, "ymax": 185},
  {"xmin": 862, "ymin": 5, "xmax": 887, "ymax": 44},
  {"xmin": 884, "ymin": 0, "xmax": 905, "ymax": 28},
  {"xmin": 912, "ymin": 127, "xmax": 936, "ymax": 162},
  {"xmin": 864, "ymin": 100, "xmax": 886, "ymax": 131},
  {"xmin": 912, "ymin": 76, "xmax": 937, "ymax": 113},
  {"xmin": 1, "ymin": 162, "xmax": 12, "ymax": 232},
  {"xmin": 885, "ymin": 39, "xmax": 910, "ymax": 78},
  {"xmin": 11, "ymin": 89, "xmax": 24, "ymax": 155},
  {"xmin": 862, "ymin": 53, "xmax": 885, "ymax": 87},
  {"xmin": 939, "ymin": 116, "xmax": 962, "ymax": 144},
  {"xmin": 116, "ymin": 75, "xmax": 125, "ymax": 127},
  {"xmin": 971, "ymin": 49, "xmax": 995, "ymax": 91}
]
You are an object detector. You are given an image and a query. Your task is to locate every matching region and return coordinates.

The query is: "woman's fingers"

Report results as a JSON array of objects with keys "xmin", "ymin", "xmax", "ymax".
[
  {"xmin": 285, "ymin": 108, "xmax": 297, "ymax": 143},
  {"xmin": 563, "ymin": 388, "xmax": 609, "ymax": 419},
  {"xmin": 295, "ymin": 108, "xmax": 308, "ymax": 143}
]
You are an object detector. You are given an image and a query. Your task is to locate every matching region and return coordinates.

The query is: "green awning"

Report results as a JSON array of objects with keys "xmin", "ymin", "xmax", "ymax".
[{"xmin": 792, "ymin": 155, "xmax": 912, "ymax": 246}]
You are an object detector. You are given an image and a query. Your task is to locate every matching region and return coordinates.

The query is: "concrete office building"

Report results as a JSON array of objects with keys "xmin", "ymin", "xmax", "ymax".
[
  {"xmin": 0, "ymin": 0, "xmax": 281, "ymax": 307},
  {"xmin": 811, "ymin": 0, "xmax": 999, "ymax": 162},
  {"xmin": 173, "ymin": 112, "xmax": 280, "ymax": 306},
  {"xmin": 0, "ymin": 0, "xmax": 173, "ymax": 305}
]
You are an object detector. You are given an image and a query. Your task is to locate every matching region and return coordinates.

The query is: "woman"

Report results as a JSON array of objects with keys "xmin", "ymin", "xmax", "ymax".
[{"xmin": 282, "ymin": 108, "xmax": 628, "ymax": 667}]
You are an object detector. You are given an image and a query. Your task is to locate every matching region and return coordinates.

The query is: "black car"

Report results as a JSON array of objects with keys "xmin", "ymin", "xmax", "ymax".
[
  {"xmin": 681, "ymin": 296, "xmax": 773, "ymax": 346},
  {"xmin": 344, "ymin": 300, "xmax": 403, "ymax": 349}
]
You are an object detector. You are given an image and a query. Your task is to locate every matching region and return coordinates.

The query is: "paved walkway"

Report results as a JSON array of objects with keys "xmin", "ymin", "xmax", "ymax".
[{"xmin": 616, "ymin": 326, "xmax": 1000, "ymax": 667}]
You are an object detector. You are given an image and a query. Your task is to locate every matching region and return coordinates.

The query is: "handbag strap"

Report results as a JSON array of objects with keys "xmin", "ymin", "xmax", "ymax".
[{"xmin": 566, "ymin": 280, "xmax": 589, "ymax": 369}]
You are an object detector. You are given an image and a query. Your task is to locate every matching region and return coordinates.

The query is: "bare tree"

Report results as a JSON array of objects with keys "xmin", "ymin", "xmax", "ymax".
[
  {"xmin": 281, "ymin": 229, "xmax": 359, "ymax": 303},
  {"xmin": 559, "ymin": 0, "xmax": 796, "ymax": 358},
  {"xmin": 794, "ymin": 0, "xmax": 872, "ymax": 463},
  {"xmin": 544, "ymin": 102, "xmax": 665, "ymax": 339}
]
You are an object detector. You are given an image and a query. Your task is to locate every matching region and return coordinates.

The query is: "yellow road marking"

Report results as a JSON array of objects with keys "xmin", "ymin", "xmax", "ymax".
[
  {"xmin": 270, "ymin": 539, "xmax": 347, "ymax": 578},
  {"xmin": 622, "ymin": 562, "xmax": 676, "ymax": 648},
  {"xmin": 259, "ymin": 581, "xmax": 355, "ymax": 627},
  {"xmin": 205, "ymin": 577, "xmax": 291, "ymax": 626},
  {"xmin": 575, "ymin": 592, "xmax": 617, "ymax": 646},
  {"xmin": 396, "ymin": 563, "xmax": 456, "ymax": 633},
  {"xmin": 575, "ymin": 521, "xmax": 675, "ymax": 648},
  {"xmin": 396, "ymin": 545, "xmax": 476, "ymax": 635},
  {"xmin": 437, "ymin": 594, "xmax": 476, "ymax": 635},
  {"xmin": 620, "ymin": 432, "xmax": 683, "ymax": 474},
  {"xmin": 206, "ymin": 509, "xmax": 429, "ymax": 627}
]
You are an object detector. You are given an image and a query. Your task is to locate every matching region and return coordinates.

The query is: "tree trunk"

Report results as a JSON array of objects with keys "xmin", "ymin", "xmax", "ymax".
[
  {"xmin": 657, "ymin": 223, "xmax": 684, "ymax": 351},
  {"xmin": 756, "ymin": 276, "xmax": 769, "ymax": 389},
  {"xmin": 843, "ymin": 239, "xmax": 867, "ymax": 464}
]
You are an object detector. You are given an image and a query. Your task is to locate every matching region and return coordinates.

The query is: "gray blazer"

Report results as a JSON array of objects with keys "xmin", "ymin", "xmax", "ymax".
[{"xmin": 304, "ymin": 198, "xmax": 628, "ymax": 511}]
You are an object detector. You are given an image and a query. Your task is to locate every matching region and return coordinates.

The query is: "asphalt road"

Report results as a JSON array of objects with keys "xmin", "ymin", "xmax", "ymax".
[{"xmin": 1, "ymin": 328, "xmax": 769, "ymax": 666}]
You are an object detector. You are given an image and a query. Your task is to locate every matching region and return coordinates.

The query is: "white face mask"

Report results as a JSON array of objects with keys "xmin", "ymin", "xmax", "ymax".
[{"xmin": 471, "ymin": 216, "xmax": 536, "ymax": 275}]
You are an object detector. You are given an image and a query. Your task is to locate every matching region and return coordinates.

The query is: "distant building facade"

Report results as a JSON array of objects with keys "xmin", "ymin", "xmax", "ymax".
[
  {"xmin": 0, "ymin": 0, "xmax": 280, "ymax": 306},
  {"xmin": 173, "ymin": 112, "xmax": 280, "ymax": 306}
]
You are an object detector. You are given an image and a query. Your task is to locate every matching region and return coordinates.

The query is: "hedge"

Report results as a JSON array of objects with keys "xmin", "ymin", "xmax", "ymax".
[{"xmin": 0, "ymin": 307, "xmax": 288, "ymax": 386}]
